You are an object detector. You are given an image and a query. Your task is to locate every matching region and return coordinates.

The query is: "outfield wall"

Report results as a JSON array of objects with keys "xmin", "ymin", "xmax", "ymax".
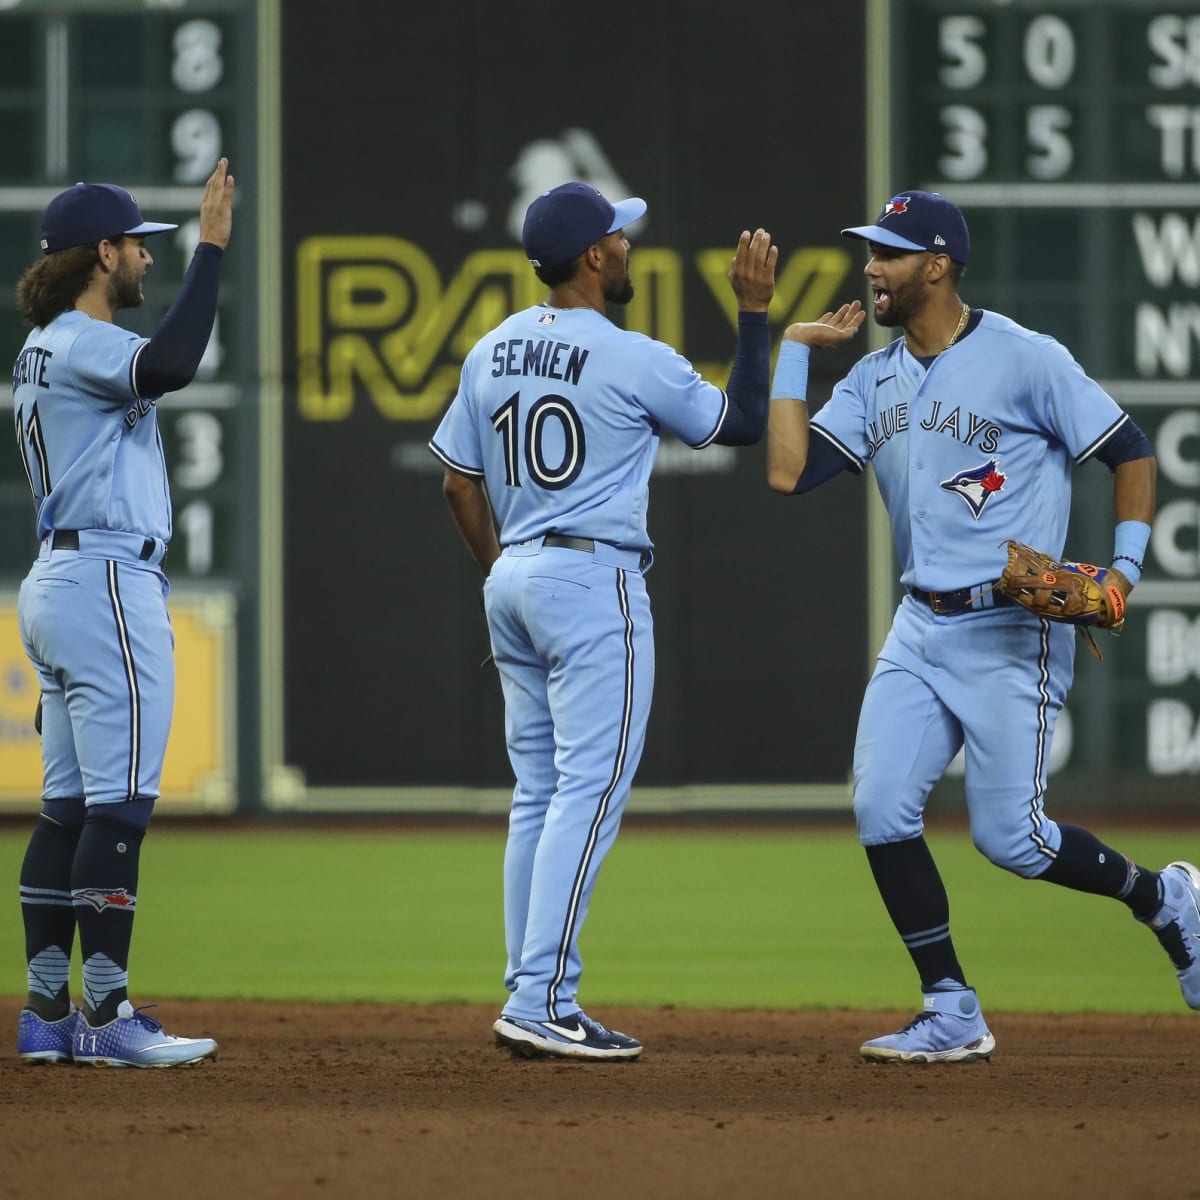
[{"xmin": 0, "ymin": 1, "xmax": 1196, "ymax": 816}]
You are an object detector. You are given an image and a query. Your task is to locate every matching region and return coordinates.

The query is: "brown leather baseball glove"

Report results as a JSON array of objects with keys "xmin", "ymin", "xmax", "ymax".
[{"xmin": 999, "ymin": 540, "xmax": 1128, "ymax": 636}]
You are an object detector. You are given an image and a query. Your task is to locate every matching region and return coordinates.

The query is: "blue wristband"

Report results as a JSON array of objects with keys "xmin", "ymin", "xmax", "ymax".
[
  {"xmin": 1112, "ymin": 519, "xmax": 1151, "ymax": 586},
  {"xmin": 770, "ymin": 340, "xmax": 810, "ymax": 401}
]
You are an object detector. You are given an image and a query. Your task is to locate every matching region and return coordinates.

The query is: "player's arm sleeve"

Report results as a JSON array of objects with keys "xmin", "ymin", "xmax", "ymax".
[
  {"xmin": 630, "ymin": 315, "xmax": 769, "ymax": 449},
  {"xmin": 428, "ymin": 359, "xmax": 485, "ymax": 475},
  {"xmin": 789, "ymin": 371, "xmax": 870, "ymax": 493},
  {"xmin": 65, "ymin": 323, "xmax": 145, "ymax": 409},
  {"xmin": 709, "ymin": 312, "xmax": 769, "ymax": 446},
  {"xmin": 1092, "ymin": 418, "xmax": 1154, "ymax": 470},
  {"xmin": 790, "ymin": 428, "xmax": 861, "ymax": 493},
  {"xmin": 134, "ymin": 242, "xmax": 225, "ymax": 398},
  {"xmin": 1033, "ymin": 337, "xmax": 1132, "ymax": 465}
]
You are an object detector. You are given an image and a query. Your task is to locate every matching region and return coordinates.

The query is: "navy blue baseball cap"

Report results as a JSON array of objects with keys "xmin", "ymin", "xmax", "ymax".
[
  {"xmin": 842, "ymin": 190, "xmax": 970, "ymax": 264},
  {"xmin": 522, "ymin": 182, "xmax": 647, "ymax": 270},
  {"xmin": 40, "ymin": 182, "xmax": 178, "ymax": 254}
]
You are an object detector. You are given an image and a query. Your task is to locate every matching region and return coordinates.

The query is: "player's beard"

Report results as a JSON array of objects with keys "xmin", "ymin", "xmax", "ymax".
[
  {"xmin": 108, "ymin": 256, "xmax": 145, "ymax": 310},
  {"xmin": 873, "ymin": 268, "xmax": 924, "ymax": 329},
  {"xmin": 605, "ymin": 273, "xmax": 634, "ymax": 305},
  {"xmin": 602, "ymin": 250, "xmax": 634, "ymax": 306}
]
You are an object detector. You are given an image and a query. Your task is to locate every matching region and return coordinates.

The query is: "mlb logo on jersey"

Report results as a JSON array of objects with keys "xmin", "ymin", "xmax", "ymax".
[
  {"xmin": 940, "ymin": 458, "xmax": 1007, "ymax": 519},
  {"xmin": 536, "ymin": 312, "xmax": 557, "ymax": 325}
]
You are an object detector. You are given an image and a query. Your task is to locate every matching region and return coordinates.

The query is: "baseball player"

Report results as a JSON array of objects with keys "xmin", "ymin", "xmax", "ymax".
[
  {"xmin": 766, "ymin": 190, "xmax": 1200, "ymax": 1063},
  {"xmin": 430, "ymin": 182, "xmax": 777, "ymax": 1060},
  {"xmin": 12, "ymin": 160, "xmax": 233, "ymax": 1067}
]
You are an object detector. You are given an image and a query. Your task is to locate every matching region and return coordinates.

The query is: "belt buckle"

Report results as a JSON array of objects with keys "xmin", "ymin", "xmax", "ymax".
[{"xmin": 930, "ymin": 592, "xmax": 953, "ymax": 615}]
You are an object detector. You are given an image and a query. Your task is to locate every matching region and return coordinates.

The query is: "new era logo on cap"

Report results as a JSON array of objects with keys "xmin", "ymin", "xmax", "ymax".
[
  {"xmin": 39, "ymin": 182, "xmax": 178, "ymax": 255},
  {"xmin": 841, "ymin": 190, "xmax": 970, "ymax": 263}
]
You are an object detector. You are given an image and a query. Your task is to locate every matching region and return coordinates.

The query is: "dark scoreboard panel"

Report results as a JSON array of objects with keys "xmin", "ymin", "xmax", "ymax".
[
  {"xmin": 0, "ymin": 0, "xmax": 257, "ymax": 585},
  {"xmin": 273, "ymin": 0, "xmax": 871, "ymax": 809},
  {"xmin": 887, "ymin": 0, "xmax": 1200, "ymax": 793},
  {"xmin": 0, "ymin": 1, "xmax": 258, "ymax": 812}
]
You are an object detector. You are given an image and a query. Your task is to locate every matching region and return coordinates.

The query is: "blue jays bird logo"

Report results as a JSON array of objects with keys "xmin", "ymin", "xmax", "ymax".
[
  {"xmin": 72, "ymin": 887, "xmax": 135, "ymax": 913},
  {"xmin": 882, "ymin": 197, "xmax": 910, "ymax": 218},
  {"xmin": 940, "ymin": 458, "xmax": 1007, "ymax": 519}
]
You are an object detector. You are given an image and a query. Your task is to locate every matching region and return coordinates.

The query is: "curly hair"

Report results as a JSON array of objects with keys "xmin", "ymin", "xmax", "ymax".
[{"xmin": 15, "ymin": 243, "xmax": 107, "ymax": 328}]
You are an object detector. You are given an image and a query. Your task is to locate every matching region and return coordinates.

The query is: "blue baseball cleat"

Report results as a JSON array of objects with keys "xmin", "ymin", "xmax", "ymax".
[
  {"xmin": 17, "ymin": 1007, "xmax": 77, "ymax": 1064},
  {"xmin": 1142, "ymin": 861, "xmax": 1200, "ymax": 1010},
  {"xmin": 493, "ymin": 1010, "xmax": 643, "ymax": 1061},
  {"xmin": 73, "ymin": 1001, "xmax": 217, "ymax": 1068},
  {"xmin": 860, "ymin": 986, "xmax": 996, "ymax": 1063}
]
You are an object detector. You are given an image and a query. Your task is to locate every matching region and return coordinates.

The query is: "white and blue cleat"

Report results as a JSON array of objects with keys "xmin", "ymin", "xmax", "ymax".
[
  {"xmin": 1142, "ymin": 861, "xmax": 1200, "ymax": 1010},
  {"xmin": 72, "ymin": 1000, "xmax": 217, "ymax": 1068},
  {"xmin": 494, "ymin": 1010, "xmax": 642, "ymax": 1061},
  {"xmin": 860, "ymin": 986, "xmax": 995, "ymax": 1064},
  {"xmin": 17, "ymin": 1007, "xmax": 77, "ymax": 1064}
]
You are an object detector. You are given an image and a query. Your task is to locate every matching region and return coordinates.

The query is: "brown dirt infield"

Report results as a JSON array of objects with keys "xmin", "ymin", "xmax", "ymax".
[{"xmin": 1, "ymin": 1000, "xmax": 1197, "ymax": 1199}]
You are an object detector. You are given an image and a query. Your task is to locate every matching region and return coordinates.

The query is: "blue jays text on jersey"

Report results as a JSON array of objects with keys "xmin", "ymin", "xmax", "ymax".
[
  {"xmin": 863, "ymin": 399, "xmax": 1003, "ymax": 460},
  {"xmin": 809, "ymin": 310, "xmax": 1128, "ymax": 592}
]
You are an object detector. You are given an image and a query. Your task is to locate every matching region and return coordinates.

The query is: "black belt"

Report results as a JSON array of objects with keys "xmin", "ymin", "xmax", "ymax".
[
  {"xmin": 543, "ymin": 534, "xmax": 598, "ymax": 553},
  {"xmin": 52, "ymin": 529, "xmax": 156, "ymax": 562},
  {"xmin": 542, "ymin": 534, "xmax": 651, "ymax": 570},
  {"xmin": 909, "ymin": 582, "xmax": 1011, "ymax": 615}
]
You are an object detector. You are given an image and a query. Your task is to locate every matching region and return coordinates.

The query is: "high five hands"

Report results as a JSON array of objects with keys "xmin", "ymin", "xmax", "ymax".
[
  {"xmin": 198, "ymin": 158, "xmax": 235, "ymax": 250},
  {"xmin": 729, "ymin": 228, "xmax": 778, "ymax": 313},
  {"xmin": 783, "ymin": 300, "xmax": 866, "ymax": 347}
]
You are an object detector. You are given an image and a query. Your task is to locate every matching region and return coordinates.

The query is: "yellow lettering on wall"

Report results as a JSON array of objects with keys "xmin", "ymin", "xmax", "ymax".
[
  {"xmin": 624, "ymin": 249, "xmax": 684, "ymax": 349},
  {"xmin": 694, "ymin": 246, "xmax": 854, "ymax": 329},
  {"xmin": 691, "ymin": 246, "xmax": 855, "ymax": 384},
  {"xmin": 297, "ymin": 238, "xmax": 853, "ymax": 420},
  {"xmin": 298, "ymin": 238, "xmax": 541, "ymax": 421}
]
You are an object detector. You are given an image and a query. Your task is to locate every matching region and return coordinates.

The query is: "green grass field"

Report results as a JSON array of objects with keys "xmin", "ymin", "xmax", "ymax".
[{"xmin": 1, "ymin": 823, "xmax": 1196, "ymax": 1014}]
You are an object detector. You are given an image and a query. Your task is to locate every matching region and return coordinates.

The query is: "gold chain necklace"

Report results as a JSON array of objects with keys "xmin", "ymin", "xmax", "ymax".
[{"xmin": 943, "ymin": 303, "xmax": 971, "ymax": 352}]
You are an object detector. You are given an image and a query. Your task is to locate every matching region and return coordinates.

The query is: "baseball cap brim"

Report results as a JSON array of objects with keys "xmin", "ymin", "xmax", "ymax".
[
  {"xmin": 124, "ymin": 220, "xmax": 178, "ymax": 238},
  {"xmin": 608, "ymin": 197, "xmax": 647, "ymax": 233},
  {"xmin": 841, "ymin": 224, "xmax": 926, "ymax": 252}
]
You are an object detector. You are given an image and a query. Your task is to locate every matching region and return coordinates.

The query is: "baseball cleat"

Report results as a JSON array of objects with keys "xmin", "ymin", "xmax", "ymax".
[
  {"xmin": 1141, "ymin": 861, "xmax": 1200, "ymax": 1010},
  {"xmin": 860, "ymin": 985, "xmax": 995, "ymax": 1063},
  {"xmin": 493, "ymin": 1010, "xmax": 643, "ymax": 1061},
  {"xmin": 72, "ymin": 1000, "xmax": 217, "ymax": 1068},
  {"xmin": 17, "ymin": 1007, "xmax": 78, "ymax": 1064}
]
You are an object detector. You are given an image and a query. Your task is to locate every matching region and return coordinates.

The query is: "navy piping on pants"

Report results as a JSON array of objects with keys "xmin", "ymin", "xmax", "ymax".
[
  {"xmin": 106, "ymin": 561, "xmax": 142, "ymax": 801},
  {"xmin": 1029, "ymin": 620, "xmax": 1055, "ymax": 861},
  {"xmin": 547, "ymin": 568, "xmax": 635, "ymax": 1020}
]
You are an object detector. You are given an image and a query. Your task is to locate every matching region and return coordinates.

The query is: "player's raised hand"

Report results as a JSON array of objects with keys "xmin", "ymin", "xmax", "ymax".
[
  {"xmin": 728, "ymin": 228, "xmax": 778, "ymax": 313},
  {"xmin": 782, "ymin": 300, "xmax": 866, "ymax": 347},
  {"xmin": 198, "ymin": 157, "xmax": 234, "ymax": 250}
]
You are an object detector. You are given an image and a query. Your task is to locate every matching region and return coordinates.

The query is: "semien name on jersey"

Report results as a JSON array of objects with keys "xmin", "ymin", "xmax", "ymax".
[{"xmin": 490, "ymin": 338, "xmax": 589, "ymax": 384}]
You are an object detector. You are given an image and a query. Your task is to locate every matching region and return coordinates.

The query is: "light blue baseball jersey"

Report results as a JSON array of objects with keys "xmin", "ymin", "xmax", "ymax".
[
  {"xmin": 12, "ymin": 311, "xmax": 170, "ymax": 542},
  {"xmin": 811, "ymin": 310, "xmax": 1127, "ymax": 591},
  {"xmin": 429, "ymin": 305, "xmax": 729, "ymax": 549}
]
